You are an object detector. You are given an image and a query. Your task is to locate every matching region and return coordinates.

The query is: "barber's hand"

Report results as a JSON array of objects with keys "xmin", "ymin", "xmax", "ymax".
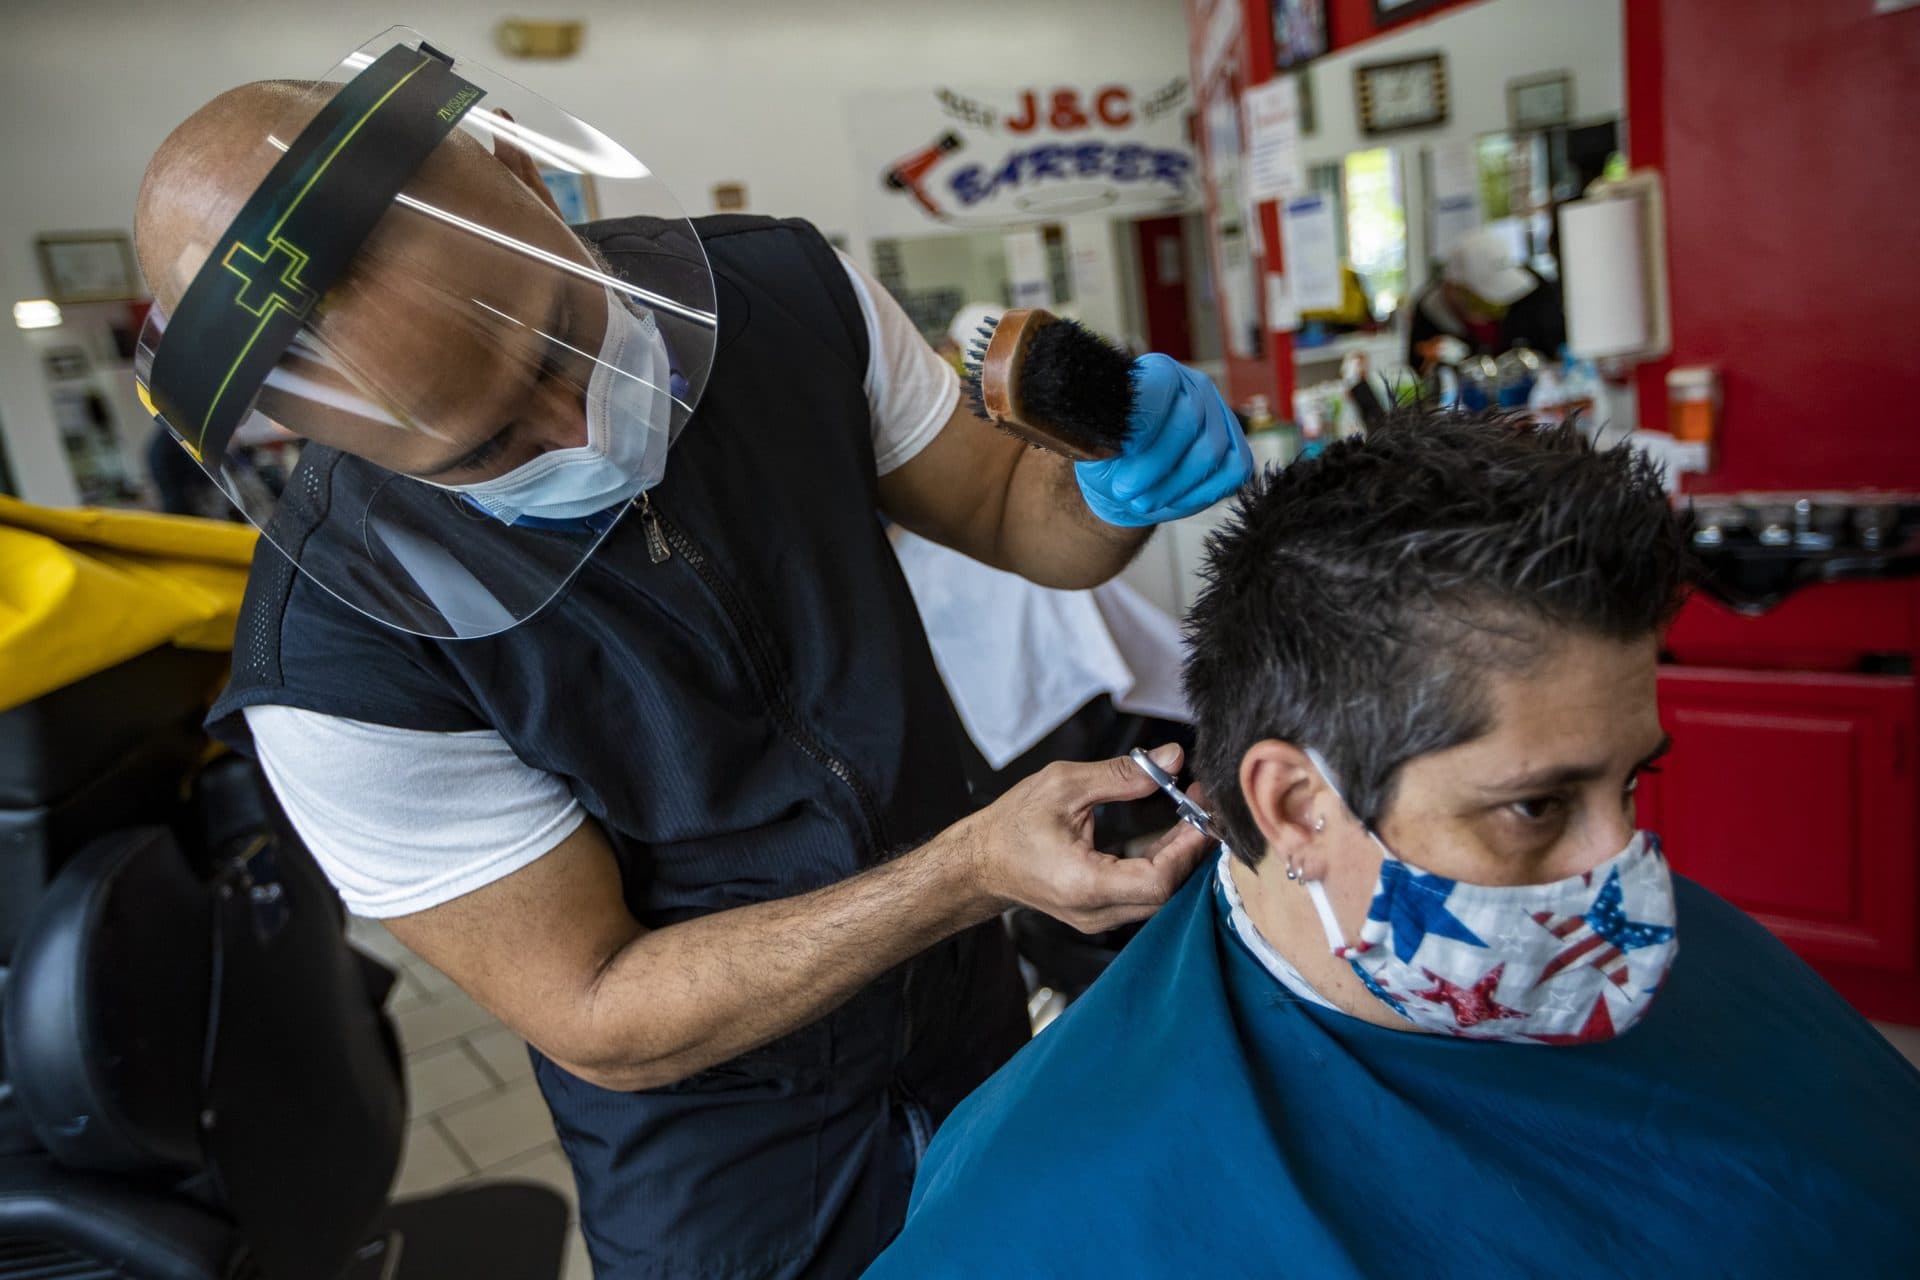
[
  {"xmin": 962, "ymin": 743, "xmax": 1212, "ymax": 934},
  {"xmin": 1075, "ymin": 354, "xmax": 1254, "ymax": 528}
]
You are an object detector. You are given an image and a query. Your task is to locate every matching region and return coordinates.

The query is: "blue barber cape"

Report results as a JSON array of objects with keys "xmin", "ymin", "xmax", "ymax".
[{"xmin": 866, "ymin": 866, "xmax": 1920, "ymax": 1278}]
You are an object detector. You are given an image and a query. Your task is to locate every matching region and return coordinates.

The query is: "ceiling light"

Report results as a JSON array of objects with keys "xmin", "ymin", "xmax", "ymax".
[{"xmin": 13, "ymin": 299, "xmax": 62, "ymax": 329}]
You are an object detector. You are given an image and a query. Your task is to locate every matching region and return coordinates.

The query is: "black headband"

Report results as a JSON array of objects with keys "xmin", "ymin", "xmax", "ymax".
[{"xmin": 145, "ymin": 43, "xmax": 483, "ymax": 461}]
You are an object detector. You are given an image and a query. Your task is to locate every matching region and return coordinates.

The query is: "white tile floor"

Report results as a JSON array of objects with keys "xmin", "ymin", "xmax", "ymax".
[
  {"xmin": 347, "ymin": 917, "xmax": 592, "ymax": 1280},
  {"xmin": 349, "ymin": 915, "xmax": 1920, "ymax": 1280}
]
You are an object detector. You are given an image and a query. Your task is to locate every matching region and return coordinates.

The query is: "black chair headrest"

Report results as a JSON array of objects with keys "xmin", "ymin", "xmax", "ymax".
[
  {"xmin": 2, "ymin": 821, "xmax": 408, "ymax": 1280},
  {"xmin": 2, "ymin": 827, "xmax": 211, "ymax": 1174}
]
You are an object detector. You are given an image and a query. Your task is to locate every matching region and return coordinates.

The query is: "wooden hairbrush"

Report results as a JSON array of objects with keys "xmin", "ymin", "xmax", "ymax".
[{"xmin": 961, "ymin": 309, "xmax": 1137, "ymax": 463}]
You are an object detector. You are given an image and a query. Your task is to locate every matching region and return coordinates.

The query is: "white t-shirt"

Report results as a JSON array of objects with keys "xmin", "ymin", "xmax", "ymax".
[
  {"xmin": 890, "ymin": 529, "xmax": 1190, "ymax": 772},
  {"xmin": 247, "ymin": 252, "xmax": 961, "ymax": 918}
]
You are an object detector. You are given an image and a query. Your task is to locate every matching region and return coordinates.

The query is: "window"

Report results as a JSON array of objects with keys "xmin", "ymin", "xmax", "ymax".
[
  {"xmin": 1308, "ymin": 148, "xmax": 1409, "ymax": 319},
  {"xmin": 1342, "ymin": 147, "xmax": 1408, "ymax": 315}
]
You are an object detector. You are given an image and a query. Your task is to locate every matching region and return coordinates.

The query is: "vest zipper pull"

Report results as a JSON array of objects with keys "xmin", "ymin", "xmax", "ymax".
[{"xmin": 640, "ymin": 493, "xmax": 672, "ymax": 564}]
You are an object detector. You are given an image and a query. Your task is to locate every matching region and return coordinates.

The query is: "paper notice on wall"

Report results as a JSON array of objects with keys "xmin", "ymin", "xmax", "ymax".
[
  {"xmin": 1429, "ymin": 139, "xmax": 1481, "ymax": 260},
  {"xmin": 1242, "ymin": 78, "xmax": 1303, "ymax": 203},
  {"xmin": 1431, "ymin": 193, "xmax": 1481, "ymax": 259},
  {"xmin": 1430, "ymin": 139, "xmax": 1479, "ymax": 205},
  {"xmin": 1155, "ymin": 236, "xmax": 1184, "ymax": 285},
  {"xmin": 1003, "ymin": 228, "xmax": 1053, "ymax": 309},
  {"xmin": 1265, "ymin": 272, "xmax": 1298, "ymax": 332},
  {"xmin": 1279, "ymin": 194, "xmax": 1341, "ymax": 313},
  {"xmin": 1071, "ymin": 244, "xmax": 1107, "ymax": 302}
]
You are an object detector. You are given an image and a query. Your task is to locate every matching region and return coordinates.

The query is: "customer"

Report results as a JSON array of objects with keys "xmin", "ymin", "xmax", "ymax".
[{"xmin": 866, "ymin": 411, "xmax": 1920, "ymax": 1278}]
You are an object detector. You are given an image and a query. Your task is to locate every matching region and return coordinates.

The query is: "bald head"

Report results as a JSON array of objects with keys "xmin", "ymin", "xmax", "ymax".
[
  {"xmin": 134, "ymin": 79, "xmax": 604, "ymax": 479},
  {"xmin": 136, "ymin": 79, "xmax": 553, "ymax": 310},
  {"xmin": 138, "ymin": 81, "xmax": 298, "ymax": 310}
]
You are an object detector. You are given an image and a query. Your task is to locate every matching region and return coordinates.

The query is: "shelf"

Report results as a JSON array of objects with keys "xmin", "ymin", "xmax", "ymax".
[{"xmin": 1292, "ymin": 331, "xmax": 1402, "ymax": 367}]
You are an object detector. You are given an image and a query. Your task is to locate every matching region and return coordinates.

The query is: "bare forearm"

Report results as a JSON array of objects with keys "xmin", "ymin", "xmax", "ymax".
[
  {"xmin": 993, "ymin": 446, "xmax": 1145, "ymax": 589},
  {"xmin": 569, "ymin": 824, "xmax": 1001, "ymax": 1090},
  {"xmin": 392, "ymin": 754, "xmax": 1206, "ymax": 1097}
]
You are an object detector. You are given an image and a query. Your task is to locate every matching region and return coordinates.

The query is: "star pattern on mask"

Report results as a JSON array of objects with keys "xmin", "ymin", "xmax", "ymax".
[
  {"xmin": 1412, "ymin": 964, "xmax": 1525, "ymax": 1029},
  {"xmin": 1527, "ymin": 993, "xmax": 1617, "ymax": 1045},
  {"xmin": 1531, "ymin": 867, "xmax": 1676, "ymax": 989},
  {"xmin": 1348, "ymin": 958, "xmax": 1412, "ymax": 1021},
  {"xmin": 1366, "ymin": 860, "xmax": 1487, "ymax": 963}
]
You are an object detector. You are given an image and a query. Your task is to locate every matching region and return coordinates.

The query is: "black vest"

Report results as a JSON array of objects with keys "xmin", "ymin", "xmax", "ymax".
[{"xmin": 210, "ymin": 216, "xmax": 1027, "ymax": 1278}]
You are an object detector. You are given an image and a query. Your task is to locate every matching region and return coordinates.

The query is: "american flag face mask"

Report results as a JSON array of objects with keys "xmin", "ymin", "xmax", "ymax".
[{"xmin": 1301, "ymin": 748, "xmax": 1679, "ymax": 1045}]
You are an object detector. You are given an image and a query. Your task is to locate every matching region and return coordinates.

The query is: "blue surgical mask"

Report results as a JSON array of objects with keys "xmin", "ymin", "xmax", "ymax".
[{"xmin": 440, "ymin": 291, "xmax": 673, "ymax": 524}]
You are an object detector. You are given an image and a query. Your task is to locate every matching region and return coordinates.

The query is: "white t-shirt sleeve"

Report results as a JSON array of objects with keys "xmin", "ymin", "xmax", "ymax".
[
  {"xmin": 245, "ymin": 703, "xmax": 586, "ymax": 919},
  {"xmin": 834, "ymin": 248, "xmax": 963, "ymax": 476}
]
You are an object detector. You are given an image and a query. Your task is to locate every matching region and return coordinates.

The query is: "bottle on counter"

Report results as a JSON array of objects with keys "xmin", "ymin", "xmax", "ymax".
[
  {"xmin": 1243, "ymin": 394, "xmax": 1278, "ymax": 434},
  {"xmin": 1527, "ymin": 362, "xmax": 1567, "ymax": 425},
  {"xmin": 1495, "ymin": 343, "xmax": 1544, "ymax": 410},
  {"xmin": 1297, "ymin": 397, "xmax": 1330, "ymax": 461},
  {"xmin": 1559, "ymin": 348, "xmax": 1600, "ymax": 425},
  {"xmin": 1242, "ymin": 394, "xmax": 1300, "ymax": 470},
  {"xmin": 1424, "ymin": 335, "xmax": 1470, "ymax": 409},
  {"xmin": 1458, "ymin": 355, "xmax": 1500, "ymax": 412}
]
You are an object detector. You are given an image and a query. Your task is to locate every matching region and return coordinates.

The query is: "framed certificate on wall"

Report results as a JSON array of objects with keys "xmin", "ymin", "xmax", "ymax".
[
  {"xmin": 36, "ymin": 232, "xmax": 140, "ymax": 303},
  {"xmin": 1355, "ymin": 53, "xmax": 1449, "ymax": 135},
  {"xmin": 1509, "ymin": 72, "xmax": 1575, "ymax": 133}
]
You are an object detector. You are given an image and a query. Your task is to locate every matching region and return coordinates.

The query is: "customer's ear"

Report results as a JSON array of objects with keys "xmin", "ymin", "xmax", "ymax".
[{"xmin": 1238, "ymin": 741, "xmax": 1323, "ymax": 877}]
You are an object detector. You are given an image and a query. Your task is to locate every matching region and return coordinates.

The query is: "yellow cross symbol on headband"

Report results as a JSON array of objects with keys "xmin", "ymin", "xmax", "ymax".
[{"xmin": 222, "ymin": 237, "xmax": 317, "ymax": 320}]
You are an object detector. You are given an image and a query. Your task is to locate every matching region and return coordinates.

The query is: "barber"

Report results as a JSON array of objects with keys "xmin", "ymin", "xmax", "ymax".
[
  {"xmin": 131, "ymin": 36, "xmax": 1247, "ymax": 1280},
  {"xmin": 1407, "ymin": 226, "xmax": 1565, "ymax": 374}
]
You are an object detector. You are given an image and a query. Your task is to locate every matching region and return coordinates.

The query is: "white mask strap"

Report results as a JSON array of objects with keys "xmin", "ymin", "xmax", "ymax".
[
  {"xmin": 1305, "ymin": 879, "xmax": 1354, "ymax": 956},
  {"xmin": 1299, "ymin": 744, "xmax": 1374, "ymax": 957}
]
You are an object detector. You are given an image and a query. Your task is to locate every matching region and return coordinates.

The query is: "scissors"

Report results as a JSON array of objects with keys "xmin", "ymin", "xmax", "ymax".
[{"xmin": 1129, "ymin": 748, "xmax": 1228, "ymax": 848}]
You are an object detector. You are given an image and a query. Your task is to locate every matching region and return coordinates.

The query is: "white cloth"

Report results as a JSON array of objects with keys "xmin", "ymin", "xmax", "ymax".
[
  {"xmin": 248, "ymin": 253, "xmax": 959, "ymax": 918},
  {"xmin": 890, "ymin": 529, "xmax": 1190, "ymax": 770},
  {"xmin": 1213, "ymin": 850, "xmax": 1339, "ymax": 1011}
]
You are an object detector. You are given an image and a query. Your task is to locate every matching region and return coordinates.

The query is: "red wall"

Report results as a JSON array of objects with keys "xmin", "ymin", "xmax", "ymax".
[
  {"xmin": 1134, "ymin": 217, "xmax": 1198, "ymax": 361},
  {"xmin": 1627, "ymin": 0, "xmax": 1920, "ymax": 491}
]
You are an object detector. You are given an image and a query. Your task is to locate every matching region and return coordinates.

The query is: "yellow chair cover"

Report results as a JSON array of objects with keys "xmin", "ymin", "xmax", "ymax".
[{"xmin": 0, "ymin": 495, "xmax": 257, "ymax": 712}]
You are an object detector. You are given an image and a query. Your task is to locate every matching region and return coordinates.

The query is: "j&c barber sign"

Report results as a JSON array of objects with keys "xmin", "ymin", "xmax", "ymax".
[{"xmin": 847, "ymin": 80, "xmax": 1199, "ymax": 236}]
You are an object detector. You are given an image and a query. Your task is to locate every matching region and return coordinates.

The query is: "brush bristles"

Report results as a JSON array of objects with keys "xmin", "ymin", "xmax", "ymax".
[
  {"xmin": 960, "ymin": 316, "xmax": 999, "ymax": 423},
  {"xmin": 1016, "ymin": 318, "xmax": 1136, "ymax": 457}
]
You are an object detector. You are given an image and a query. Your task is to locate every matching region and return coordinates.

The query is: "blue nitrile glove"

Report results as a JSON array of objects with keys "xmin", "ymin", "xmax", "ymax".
[{"xmin": 1075, "ymin": 353, "xmax": 1254, "ymax": 528}]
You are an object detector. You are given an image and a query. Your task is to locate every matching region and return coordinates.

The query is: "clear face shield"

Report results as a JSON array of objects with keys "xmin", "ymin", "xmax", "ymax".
[{"xmin": 134, "ymin": 29, "xmax": 717, "ymax": 638}]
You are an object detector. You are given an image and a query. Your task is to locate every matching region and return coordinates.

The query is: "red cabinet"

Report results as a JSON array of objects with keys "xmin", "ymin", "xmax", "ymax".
[{"xmin": 1643, "ymin": 665, "xmax": 1920, "ymax": 1022}]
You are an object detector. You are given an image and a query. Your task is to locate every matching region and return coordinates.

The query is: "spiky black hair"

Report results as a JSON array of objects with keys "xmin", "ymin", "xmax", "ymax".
[{"xmin": 1182, "ymin": 409, "xmax": 1692, "ymax": 864}]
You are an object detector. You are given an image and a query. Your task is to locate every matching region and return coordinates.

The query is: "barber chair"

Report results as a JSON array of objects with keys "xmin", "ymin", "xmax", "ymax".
[
  {"xmin": 0, "ymin": 648, "xmax": 569, "ymax": 1279},
  {"xmin": 0, "ymin": 645, "xmax": 229, "ymax": 965}
]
